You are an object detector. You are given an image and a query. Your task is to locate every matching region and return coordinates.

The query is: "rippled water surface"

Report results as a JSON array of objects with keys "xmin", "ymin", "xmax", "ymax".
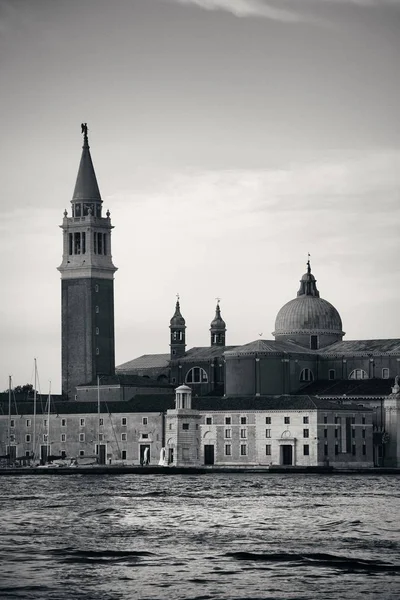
[{"xmin": 0, "ymin": 473, "xmax": 399, "ymax": 599}]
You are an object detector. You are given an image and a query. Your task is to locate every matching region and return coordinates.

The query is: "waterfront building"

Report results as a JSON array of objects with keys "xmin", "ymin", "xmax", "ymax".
[{"xmin": 1, "ymin": 126, "xmax": 399, "ymax": 469}]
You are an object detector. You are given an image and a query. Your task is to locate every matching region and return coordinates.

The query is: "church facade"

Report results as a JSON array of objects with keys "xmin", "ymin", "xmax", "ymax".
[{"xmin": 1, "ymin": 126, "xmax": 399, "ymax": 469}]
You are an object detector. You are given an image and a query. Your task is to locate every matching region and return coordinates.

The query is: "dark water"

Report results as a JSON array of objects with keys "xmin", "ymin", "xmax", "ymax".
[{"xmin": 0, "ymin": 474, "xmax": 399, "ymax": 600}]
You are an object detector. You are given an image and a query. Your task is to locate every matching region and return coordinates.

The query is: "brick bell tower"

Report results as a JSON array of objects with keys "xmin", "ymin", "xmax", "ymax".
[{"xmin": 58, "ymin": 124, "xmax": 117, "ymax": 398}]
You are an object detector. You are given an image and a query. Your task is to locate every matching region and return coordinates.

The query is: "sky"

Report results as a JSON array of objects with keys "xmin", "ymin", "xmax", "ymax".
[{"xmin": 1, "ymin": 0, "xmax": 400, "ymax": 393}]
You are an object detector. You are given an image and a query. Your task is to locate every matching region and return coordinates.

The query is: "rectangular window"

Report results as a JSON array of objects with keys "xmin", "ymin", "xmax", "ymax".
[
  {"xmin": 142, "ymin": 417, "xmax": 148, "ymax": 425},
  {"xmin": 182, "ymin": 423, "xmax": 189, "ymax": 430},
  {"xmin": 225, "ymin": 444, "xmax": 232, "ymax": 456},
  {"xmin": 284, "ymin": 417, "xmax": 290, "ymax": 424},
  {"xmin": 103, "ymin": 233, "xmax": 107, "ymax": 255},
  {"xmin": 74, "ymin": 232, "xmax": 81, "ymax": 254},
  {"xmin": 329, "ymin": 369, "xmax": 335, "ymax": 381},
  {"xmin": 382, "ymin": 368, "xmax": 389, "ymax": 379},
  {"xmin": 96, "ymin": 348, "xmax": 100, "ymax": 355},
  {"xmin": 351, "ymin": 417, "xmax": 356, "ymax": 424},
  {"xmin": 9, "ymin": 434, "xmax": 15, "ymax": 442},
  {"xmin": 335, "ymin": 444, "xmax": 339, "ymax": 455},
  {"xmin": 266, "ymin": 444, "xmax": 271, "ymax": 456},
  {"xmin": 121, "ymin": 433, "xmax": 127, "ymax": 441},
  {"xmin": 81, "ymin": 231, "xmax": 86, "ymax": 254},
  {"xmin": 43, "ymin": 434, "xmax": 48, "ymax": 442},
  {"xmin": 324, "ymin": 428, "xmax": 328, "ymax": 438},
  {"xmin": 141, "ymin": 433, "xmax": 149, "ymax": 439},
  {"xmin": 334, "ymin": 416, "xmax": 339, "ymax": 424},
  {"xmin": 303, "ymin": 429, "xmax": 309, "ymax": 438},
  {"xmin": 206, "ymin": 417, "xmax": 212, "ymax": 425},
  {"xmin": 121, "ymin": 417, "xmax": 127, "ymax": 426},
  {"xmin": 80, "ymin": 419, "xmax": 85, "ymax": 427},
  {"xmin": 96, "ymin": 327, "xmax": 99, "ymax": 335},
  {"xmin": 265, "ymin": 417, "xmax": 271, "ymax": 424},
  {"xmin": 225, "ymin": 417, "xmax": 231, "ymax": 425},
  {"xmin": 121, "ymin": 450, "xmax": 127, "ymax": 460},
  {"xmin": 240, "ymin": 416, "xmax": 247, "ymax": 425},
  {"xmin": 61, "ymin": 419, "xmax": 66, "ymax": 427},
  {"xmin": 240, "ymin": 444, "xmax": 247, "ymax": 456},
  {"xmin": 79, "ymin": 433, "xmax": 85, "ymax": 442},
  {"xmin": 93, "ymin": 232, "xmax": 97, "ymax": 254},
  {"xmin": 352, "ymin": 444, "xmax": 356, "ymax": 456},
  {"xmin": 303, "ymin": 444, "xmax": 309, "ymax": 456},
  {"xmin": 26, "ymin": 419, "xmax": 31, "ymax": 427},
  {"xmin": 43, "ymin": 419, "xmax": 48, "ymax": 428},
  {"xmin": 99, "ymin": 418, "xmax": 104, "ymax": 426},
  {"xmin": 10, "ymin": 419, "xmax": 15, "ymax": 428},
  {"xmin": 25, "ymin": 434, "xmax": 31, "ymax": 443},
  {"xmin": 225, "ymin": 429, "xmax": 231, "ymax": 438},
  {"xmin": 362, "ymin": 416, "xmax": 366, "ymax": 425},
  {"xmin": 79, "ymin": 450, "xmax": 85, "ymax": 456},
  {"xmin": 61, "ymin": 434, "xmax": 66, "ymax": 442},
  {"xmin": 362, "ymin": 429, "xmax": 366, "ymax": 438},
  {"xmin": 240, "ymin": 429, "xmax": 247, "ymax": 439},
  {"xmin": 324, "ymin": 443, "xmax": 328, "ymax": 456},
  {"xmin": 68, "ymin": 233, "xmax": 73, "ymax": 255},
  {"xmin": 362, "ymin": 444, "xmax": 366, "ymax": 456},
  {"xmin": 98, "ymin": 433, "xmax": 104, "ymax": 441},
  {"xmin": 335, "ymin": 428, "xmax": 338, "ymax": 438},
  {"xmin": 97, "ymin": 232, "xmax": 103, "ymax": 254},
  {"xmin": 352, "ymin": 428, "xmax": 355, "ymax": 438},
  {"xmin": 303, "ymin": 416, "xmax": 309, "ymax": 424},
  {"xmin": 266, "ymin": 429, "xmax": 271, "ymax": 438},
  {"xmin": 25, "ymin": 451, "xmax": 30, "ymax": 457},
  {"xmin": 310, "ymin": 335, "xmax": 318, "ymax": 349},
  {"xmin": 169, "ymin": 423, "xmax": 172, "ymax": 430},
  {"xmin": 324, "ymin": 416, "xmax": 328, "ymax": 424}
]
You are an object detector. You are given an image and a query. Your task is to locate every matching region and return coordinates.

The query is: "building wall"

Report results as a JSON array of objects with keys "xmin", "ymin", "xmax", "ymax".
[
  {"xmin": 0, "ymin": 407, "xmax": 376, "ymax": 468},
  {"xmin": 62, "ymin": 277, "xmax": 115, "ymax": 398},
  {"xmin": 0, "ymin": 411, "xmax": 163, "ymax": 465},
  {"xmin": 384, "ymin": 396, "xmax": 400, "ymax": 467}
]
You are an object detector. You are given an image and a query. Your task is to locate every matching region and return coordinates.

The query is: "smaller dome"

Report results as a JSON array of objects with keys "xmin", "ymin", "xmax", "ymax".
[
  {"xmin": 210, "ymin": 303, "xmax": 226, "ymax": 331},
  {"xmin": 170, "ymin": 300, "xmax": 186, "ymax": 328}
]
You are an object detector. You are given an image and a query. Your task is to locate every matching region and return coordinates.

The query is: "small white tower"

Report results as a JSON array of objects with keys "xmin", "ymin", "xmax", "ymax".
[{"xmin": 166, "ymin": 385, "xmax": 201, "ymax": 467}]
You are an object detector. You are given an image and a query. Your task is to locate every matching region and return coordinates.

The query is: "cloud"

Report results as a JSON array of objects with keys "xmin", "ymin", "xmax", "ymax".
[
  {"xmin": 168, "ymin": 0, "xmax": 400, "ymax": 23},
  {"xmin": 169, "ymin": 0, "xmax": 307, "ymax": 22}
]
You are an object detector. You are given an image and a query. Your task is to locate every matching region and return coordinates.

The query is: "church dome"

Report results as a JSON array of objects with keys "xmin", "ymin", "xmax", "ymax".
[
  {"xmin": 273, "ymin": 260, "xmax": 344, "ymax": 346},
  {"xmin": 274, "ymin": 295, "xmax": 343, "ymax": 336}
]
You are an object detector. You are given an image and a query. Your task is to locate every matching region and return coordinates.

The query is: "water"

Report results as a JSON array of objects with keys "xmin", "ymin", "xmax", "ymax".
[{"xmin": 0, "ymin": 474, "xmax": 399, "ymax": 600}]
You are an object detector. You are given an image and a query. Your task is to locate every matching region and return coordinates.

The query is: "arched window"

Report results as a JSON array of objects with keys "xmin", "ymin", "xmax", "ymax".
[
  {"xmin": 329, "ymin": 369, "xmax": 335, "ymax": 381},
  {"xmin": 185, "ymin": 367, "xmax": 208, "ymax": 384},
  {"xmin": 300, "ymin": 368, "xmax": 314, "ymax": 382},
  {"xmin": 349, "ymin": 369, "xmax": 368, "ymax": 380}
]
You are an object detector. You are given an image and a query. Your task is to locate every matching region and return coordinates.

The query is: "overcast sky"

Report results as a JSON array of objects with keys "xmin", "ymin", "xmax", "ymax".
[{"xmin": 1, "ymin": 0, "xmax": 400, "ymax": 392}]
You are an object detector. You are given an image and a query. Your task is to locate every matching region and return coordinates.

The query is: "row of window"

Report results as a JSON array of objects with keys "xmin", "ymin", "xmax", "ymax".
[
  {"xmin": 324, "ymin": 442, "xmax": 367, "ymax": 456},
  {"xmin": 71, "ymin": 202, "xmax": 102, "ymax": 218},
  {"xmin": 20, "ymin": 432, "xmax": 149, "ymax": 443},
  {"xmin": 13, "ymin": 417, "xmax": 149, "ymax": 428},
  {"xmin": 324, "ymin": 428, "xmax": 366, "ymax": 438},
  {"xmin": 205, "ymin": 416, "xmax": 309, "ymax": 426},
  {"xmin": 181, "ymin": 367, "xmax": 390, "ymax": 386},
  {"xmin": 67, "ymin": 232, "xmax": 108, "ymax": 256}
]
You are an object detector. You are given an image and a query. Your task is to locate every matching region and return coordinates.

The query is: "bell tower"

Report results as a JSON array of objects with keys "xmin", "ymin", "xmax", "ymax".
[
  {"xmin": 210, "ymin": 301, "xmax": 226, "ymax": 346},
  {"xmin": 58, "ymin": 124, "xmax": 117, "ymax": 398},
  {"xmin": 170, "ymin": 296, "xmax": 186, "ymax": 359}
]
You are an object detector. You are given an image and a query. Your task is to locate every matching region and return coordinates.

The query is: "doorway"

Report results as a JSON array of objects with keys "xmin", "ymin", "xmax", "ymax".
[
  {"xmin": 204, "ymin": 444, "xmax": 215, "ymax": 465},
  {"xmin": 40, "ymin": 445, "xmax": 49, "ymax": 464},
  {"xmin": 7, "ymin": 445, "xmax": 16, "ymax": 464},
  {"xmin": 96, "ymin": 444, "xmax": 107, "ymax": 464},
  {"xmin": 140, "ymin": 444, "xmax": 151, "ymax": 465},
  {"xmin": 168, "ymin": 447, "xmax": 174, "ymax": 464},
  {"xmin": 281, "ymin": 444, "xmax": 293, "ymax": 466}
]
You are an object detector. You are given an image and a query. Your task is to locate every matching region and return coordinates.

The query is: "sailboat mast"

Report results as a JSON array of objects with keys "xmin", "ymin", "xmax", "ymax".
[
  {"xmin": 47, "ymin": 381, "xmax": 51, "ymax": 460},
  {"xmin": 97, "ymin": 375, "xmax": 100, "ymax": 462},
  {"xmin": 7, "ymin": 375, "xmax": 11, "ymax": 459},
  {"xmin": 33, "ymin": 359, "xmax": 37, "ymax": 461}
]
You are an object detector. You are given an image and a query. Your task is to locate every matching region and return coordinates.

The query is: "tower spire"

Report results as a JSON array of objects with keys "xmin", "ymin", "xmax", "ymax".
[
  {"xmin": 210, "ymin": 299, "xmax": 226, "ymax": 346},
  {"xmin": 72, "ymin": 123, "xmax": 102, "ymax": 209}
]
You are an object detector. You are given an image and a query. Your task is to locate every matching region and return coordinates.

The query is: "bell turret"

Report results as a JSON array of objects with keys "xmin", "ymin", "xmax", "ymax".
[
  {"xmin": 210, "ymin": 301, "xmax": 226, "ymax": 346},
  {"xmin": 170, "ymin": 296, "xmax": 186, "ymax": 359}
]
